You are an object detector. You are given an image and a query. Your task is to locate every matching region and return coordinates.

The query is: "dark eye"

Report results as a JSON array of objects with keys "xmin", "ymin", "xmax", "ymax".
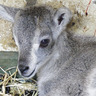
[{"xmin": 40, "ymin": 39, "xmax": 50, "ymax": 48}]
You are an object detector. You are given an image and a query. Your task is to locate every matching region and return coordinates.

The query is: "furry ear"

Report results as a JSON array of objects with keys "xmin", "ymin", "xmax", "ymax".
[
  {"xmin": 52, "ymin": 7, "xmax": 72, "ymax": 39},
  {"xmin": 0, "ymin": 4, "xmax": 20, "ymax": 22}
]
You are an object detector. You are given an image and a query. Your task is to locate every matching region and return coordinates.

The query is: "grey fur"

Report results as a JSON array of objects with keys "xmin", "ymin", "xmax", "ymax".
[
  {"xmin": 0, "ymin": 2, "xmax": 96, "ymax": 96},
  {"xmin": 26, "ymin": 0, "xmax": 37, "ymax": 6}
]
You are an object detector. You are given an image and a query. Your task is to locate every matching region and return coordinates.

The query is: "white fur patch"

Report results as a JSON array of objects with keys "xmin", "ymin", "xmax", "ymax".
[
  {"xmin": 86, "ymin": 68, "xmax": 96, "ymax": 96},
  {"xmin": 87, "ymin": 88, "xmax": 96, "ymax": 96},
  {"xmin": 31, "ymin": 44, "xmax": 39, "ymax": 64},
  {"xmin": 28, "ymin": 28, "xmax": 40, "ymax": 76}
]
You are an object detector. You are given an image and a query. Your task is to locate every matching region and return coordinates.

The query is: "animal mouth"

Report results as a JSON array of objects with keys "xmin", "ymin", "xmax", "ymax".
[{"xmin": 25, "ymin": 69, "xmax": 35, "ymax": 77}]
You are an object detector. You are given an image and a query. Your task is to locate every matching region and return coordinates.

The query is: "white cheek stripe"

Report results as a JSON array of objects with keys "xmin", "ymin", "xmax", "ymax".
[
  {"xmin": 31, "ymin": 44, "xmax": 39, "ymax": 64},
  {"xmin": 33, "ymin": 44, "xmax": 39, "ymax": 51},
  {"xmin": 30, "ymin": 28, "xmax": 40, "ymax": 67},
  {"xmin": 32, "ymin": 28, "xmax": 40, "ymax": 61}
]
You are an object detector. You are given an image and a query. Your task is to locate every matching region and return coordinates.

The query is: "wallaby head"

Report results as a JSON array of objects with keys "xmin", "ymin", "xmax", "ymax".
[{"xmin": 0, "ymin": 4, "xmax": 72, "ymax": 78}]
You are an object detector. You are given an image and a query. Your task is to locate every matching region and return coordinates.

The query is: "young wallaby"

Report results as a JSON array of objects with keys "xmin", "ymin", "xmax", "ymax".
[{"xmin": 0, "ymin": 0, "xmax": 96, "ymax": 96}]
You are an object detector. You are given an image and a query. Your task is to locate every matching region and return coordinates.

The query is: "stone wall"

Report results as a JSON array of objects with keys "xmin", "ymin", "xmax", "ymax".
[{"xmin": 0, "ymin": 0, "xmax": 96, "ymax": 51}]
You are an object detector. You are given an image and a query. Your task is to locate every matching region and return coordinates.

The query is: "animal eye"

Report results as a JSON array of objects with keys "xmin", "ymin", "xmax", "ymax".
[{"xmin": 40, "ymin": 39, "xmax": 50, "ymax": 48}]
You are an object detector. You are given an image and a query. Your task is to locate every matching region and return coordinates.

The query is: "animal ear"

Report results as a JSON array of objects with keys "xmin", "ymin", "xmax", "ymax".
[
  {"xmin": 52, "ymin": 7, "xmax": 72, "ymax": 39},
  {"xmin": 0, "ymin": 4, "xmax": 20, "ymax": 22}
]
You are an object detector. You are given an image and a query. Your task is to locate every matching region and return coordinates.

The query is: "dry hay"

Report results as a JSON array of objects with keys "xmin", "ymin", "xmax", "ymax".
[{"xmin": 0, "ymin": 67, "xmax": 38, "ymax": 96}]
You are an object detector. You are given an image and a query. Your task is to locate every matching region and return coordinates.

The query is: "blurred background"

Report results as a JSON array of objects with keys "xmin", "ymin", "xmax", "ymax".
[{"xmin": 0, "ymin": 0, "xmax": 96, "ymax": 95}]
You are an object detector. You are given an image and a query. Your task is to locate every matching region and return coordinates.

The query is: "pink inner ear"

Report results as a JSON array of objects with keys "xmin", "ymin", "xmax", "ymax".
[{"xmin": 58, "ymin": 13, "xmax": 65, "ymax": 25}]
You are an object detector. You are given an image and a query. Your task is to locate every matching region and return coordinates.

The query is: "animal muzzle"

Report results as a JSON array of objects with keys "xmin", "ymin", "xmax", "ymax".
[
  {"xmin": 18, "ymin": 64, "xmax": 29, "ymax": 75},
  {"xmin": 18, "ymin": 59, "xmax": 30, "ymax": 77}
]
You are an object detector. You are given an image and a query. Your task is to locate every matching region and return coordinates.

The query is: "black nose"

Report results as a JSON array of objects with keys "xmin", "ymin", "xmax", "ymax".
[{"xmin": 19, "ymin": 65, "xmax": 29, "ymax": 75}]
